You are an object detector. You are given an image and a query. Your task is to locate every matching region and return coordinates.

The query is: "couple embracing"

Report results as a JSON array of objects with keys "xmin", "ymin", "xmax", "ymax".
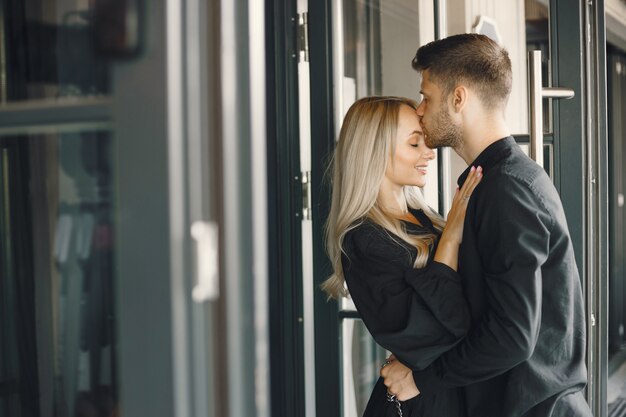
[{"xmin": 323, "ymin": 34, "xmax": 592, "ymax": 417}]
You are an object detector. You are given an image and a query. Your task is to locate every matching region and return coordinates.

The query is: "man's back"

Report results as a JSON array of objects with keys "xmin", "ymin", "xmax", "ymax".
[
  {"xmin": 390, "ymin": 34, "xmax": 594, "ymax": 416},
  {"xmin": 459, "ymin": 137, "xmax": 590, "ymax": 416}
]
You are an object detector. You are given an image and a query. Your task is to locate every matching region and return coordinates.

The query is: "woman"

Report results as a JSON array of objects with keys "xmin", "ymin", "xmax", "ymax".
[{"xmin": 322, "ymin": 96, "xmax": 482, "ymax": 416}]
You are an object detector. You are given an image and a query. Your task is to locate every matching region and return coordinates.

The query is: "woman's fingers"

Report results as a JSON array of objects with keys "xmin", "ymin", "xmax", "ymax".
[
  {"xmin": 459, "ymin": 166, "xmax": 483, "ymax": 202},
  {"xmin": 462, "ymin": 166, "xmax": 480, "ymax": 192},
  {"xmin": 448, "ymin": 166, "xmax": 483, "ymax": 218}
]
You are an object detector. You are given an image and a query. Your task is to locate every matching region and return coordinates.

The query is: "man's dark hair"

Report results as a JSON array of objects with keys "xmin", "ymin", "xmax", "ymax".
[{"xmin": 412, "ymin": 33, "xmax": 512, "ymax": 109}]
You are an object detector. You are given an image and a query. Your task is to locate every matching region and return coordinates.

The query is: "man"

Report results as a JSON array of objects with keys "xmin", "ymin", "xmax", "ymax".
[{"xmin": 381, "ymin": 34, "xmax": 592, "ymax": 417}]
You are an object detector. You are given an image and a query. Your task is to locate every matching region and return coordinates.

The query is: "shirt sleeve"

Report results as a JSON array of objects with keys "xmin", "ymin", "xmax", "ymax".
[
  {"xmin": 412, "ymin": 175, "xmax": 553, "ymax": 394},
  {"xmin": 343, "ymin": 224, "xmax": 471, "ymax": 370}
]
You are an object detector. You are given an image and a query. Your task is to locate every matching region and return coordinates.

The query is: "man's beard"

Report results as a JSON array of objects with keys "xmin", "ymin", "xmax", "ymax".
[{"xmin": 423, "ymin": 103, "xmax": 463, "ymax": 149}]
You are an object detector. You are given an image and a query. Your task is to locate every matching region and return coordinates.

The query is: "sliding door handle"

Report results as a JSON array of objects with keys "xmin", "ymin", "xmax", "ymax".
[
  {"xmin": 542, "ymin": 87, "xmax": 575, "ymax": 99},
  {"xmin": 191, "ymin": 221, "xmax": 219, "ymax": 302},
  {"xmin": 528, "ymin": 50, "xmax": 574, "ymax": 168}
]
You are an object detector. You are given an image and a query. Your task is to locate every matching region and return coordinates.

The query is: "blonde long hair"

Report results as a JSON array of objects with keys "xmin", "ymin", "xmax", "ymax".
[{"xmin": 322, "ymin": 96, "xmax": 445, "ymax": 299}]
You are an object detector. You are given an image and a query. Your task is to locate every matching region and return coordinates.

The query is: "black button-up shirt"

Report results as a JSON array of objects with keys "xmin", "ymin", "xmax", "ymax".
[{"xmin": 412, "ymin": 137, "xmax": 592, "ymax": 417}]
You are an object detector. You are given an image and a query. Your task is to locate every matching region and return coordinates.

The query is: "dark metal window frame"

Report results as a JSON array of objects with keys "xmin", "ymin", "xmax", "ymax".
[
  {"xmin": 266, "ymin": 0, "xmax": 307, "ymax": 416},
  {"xmin": 309, "ymin": 1, "xmax": 341, "ymax": 416}
]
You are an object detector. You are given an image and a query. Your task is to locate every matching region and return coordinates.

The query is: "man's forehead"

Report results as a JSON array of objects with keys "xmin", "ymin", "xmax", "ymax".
[
  {"xmin": 419, "ymin": 71, "xmax": 436, "ymax": 91},
  {"xmin": 421, "ymin": 69, "xmax": 435, "ymax": 84}
]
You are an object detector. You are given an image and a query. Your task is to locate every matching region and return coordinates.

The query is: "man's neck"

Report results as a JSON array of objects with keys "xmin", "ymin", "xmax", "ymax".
[{"xmin": 454, "ymin": 116, "xmax": 509, "ymax": 164}]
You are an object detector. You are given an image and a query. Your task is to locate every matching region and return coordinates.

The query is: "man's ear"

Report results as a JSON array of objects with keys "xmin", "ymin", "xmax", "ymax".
[{"xmin": 452, "ymin": 85, "xmax": 468, "ymax": 112}]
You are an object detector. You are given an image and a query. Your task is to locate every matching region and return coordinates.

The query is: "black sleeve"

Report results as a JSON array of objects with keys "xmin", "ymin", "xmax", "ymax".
[
  {"xmin": 412, "ymin": 176, "xmax": 552, "ymax": 394},
  {"xmin": 343, "ymin": 224, "xmax": 470, "ymax": 370}
]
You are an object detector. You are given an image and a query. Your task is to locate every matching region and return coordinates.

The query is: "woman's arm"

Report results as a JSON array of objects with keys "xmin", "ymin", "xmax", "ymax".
[{"xmin": 343, "ymin": 227, "xmax": 469, "ymax": 371}]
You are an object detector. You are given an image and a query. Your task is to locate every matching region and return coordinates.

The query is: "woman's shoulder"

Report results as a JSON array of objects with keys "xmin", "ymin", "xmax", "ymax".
[
  {"xmin": 344, "ymin": 219, "xmax": 387, "ymax": 245},
  {"xmin": 345, "ymin": 218, "xmax": 382, "ymax": 238},
  {"xmin": 344, "ymin": 220, "xmax": 412, "ymax": 259}
]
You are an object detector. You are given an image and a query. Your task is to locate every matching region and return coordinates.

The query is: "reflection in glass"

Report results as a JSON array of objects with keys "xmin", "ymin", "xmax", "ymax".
[
  {"xmin": 607, "ymin": 47, "xmax": 626, "ymax": 409},
  {"xmin": 525, "ymin": 0, "xmax": 551, "ymax": 134},
  {"xmin": 342, "ymin": 319, "xmax": 387, "ymax": 417},
  {"xmin": 340, "ymin": 0, "xmax": 433, "ymax": 105},
  {"xmin": 525, "ymin": 0, "xmax": 549, "ymax": 57},
  {"xmin": 0, "ymin": 1, "xmax": 110, "ymax": 103},
  {"xmin": 0, "ymin": 131, "xmax": 117, "ymax": 417}
]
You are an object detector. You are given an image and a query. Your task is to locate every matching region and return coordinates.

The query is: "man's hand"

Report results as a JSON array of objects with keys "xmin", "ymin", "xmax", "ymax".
[{"xmin": 380, "ymin": 356, "xmax": 420, "ymax": 401}]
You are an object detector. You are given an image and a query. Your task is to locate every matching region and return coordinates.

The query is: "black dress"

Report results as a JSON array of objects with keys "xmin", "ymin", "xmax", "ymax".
[{"xmin": 341, "ymin": 208, "xmax": 469, "ymax": 417}]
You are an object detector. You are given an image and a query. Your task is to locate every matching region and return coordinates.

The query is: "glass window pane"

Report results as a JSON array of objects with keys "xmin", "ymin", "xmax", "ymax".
[
  {"xmin": 335, "ymin": 0, "xmax": 438, "ymax": 209},
  {"xmin": 0, "ymin": 130, "xmax": 117, "ymax": 417},
  {"xmin": 525, "ymin": 0, "xmax": 551, "ymax": 134},
  {"xmin": 608, "ymin": 46, "xmax": 626, "ymax": 410},
  {"xmin": 341, "ymin": 319, "xmax": 387, "ymax": 417},
  {"xmin": 342, "ymin": 0, "xmax": 434, "ymax": 98},
  {"xmin": 444, "ymin": 0, "xmax": 551, "ymax": 199},
  {"xmin": 0, "ymin": 1, "xmax": 110, "ymax": 103}
]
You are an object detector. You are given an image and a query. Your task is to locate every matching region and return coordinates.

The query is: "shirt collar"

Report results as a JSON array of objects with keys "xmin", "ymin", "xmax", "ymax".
[{"xmin": 457, "ymin": 136, "xmax": 515, "ymax": 187}]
